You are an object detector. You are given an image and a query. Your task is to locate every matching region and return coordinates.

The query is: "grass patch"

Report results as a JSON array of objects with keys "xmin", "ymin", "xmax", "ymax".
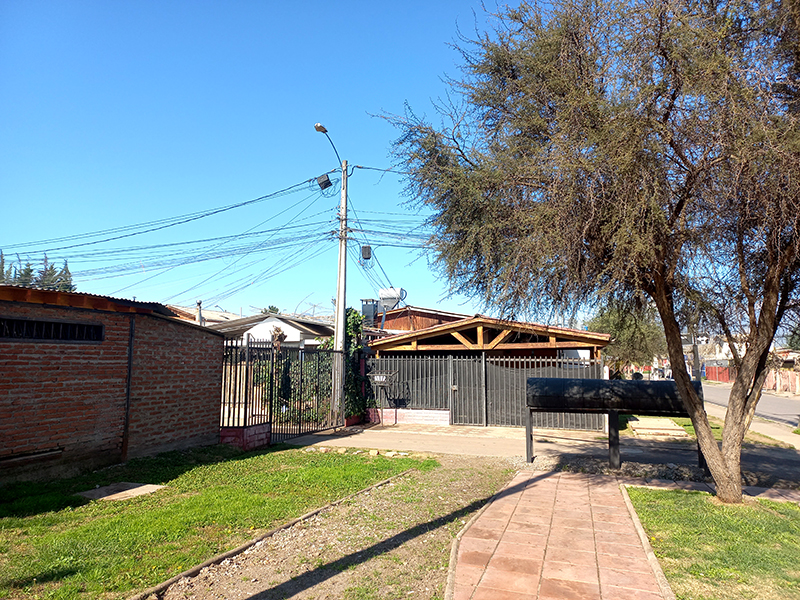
[
  {"xmin": 0, "ymin": 444, "xmax": 436, "ymax": 600},
  {"xmin": 628, "ymin": 487, "xmax": 800, "ymax": 599},
  {"xmin": 793, "ymin": 427, "xmax": 800, "ymax": 436}
]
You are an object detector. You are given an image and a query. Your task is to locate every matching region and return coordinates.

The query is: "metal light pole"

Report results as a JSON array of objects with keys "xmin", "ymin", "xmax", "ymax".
[{"xmin": 315, "ymin": 123, "xmax": 347, "ymax": 426}]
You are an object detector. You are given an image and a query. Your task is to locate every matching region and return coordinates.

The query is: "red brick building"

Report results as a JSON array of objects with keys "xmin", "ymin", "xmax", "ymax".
[{"xmin": 0, "ymin": 285, "xmax": 225, "ymax": 482}]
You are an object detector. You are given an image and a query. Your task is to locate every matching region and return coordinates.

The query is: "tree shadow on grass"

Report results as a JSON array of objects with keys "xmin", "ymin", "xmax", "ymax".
[
  {"xmin": 0, "ymin": 443, "xmax": 297, "ymax": 519},
  {"xmin": 245, "ymin": 471, "xmax": 558, "ymax": 600}
]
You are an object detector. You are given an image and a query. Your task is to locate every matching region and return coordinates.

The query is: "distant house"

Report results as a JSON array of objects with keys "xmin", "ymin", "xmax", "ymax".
[
  {"xmin": 209, "ymin": 312, "xmax": 334, "ymax": 347},
  {"xmin": 167, "ymin": 304, "xmax": 242, "ymax": 327},
  {"xmin": 374, "ymin": 305, "xmax": 471, "ymax": 333},
  {"xmin": 0, "ymin": 285, "xmax": 224, "ymax": 482}
]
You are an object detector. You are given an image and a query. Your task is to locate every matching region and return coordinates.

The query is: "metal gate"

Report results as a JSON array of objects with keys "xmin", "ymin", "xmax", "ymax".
[
  {"xmin": 367, "ymin": 354, "xmax": 605, "ymax": 431},
  {"xmin": 451, "ymin": 355, "xmax": 485, "ymax": 425},
  {"xmin": 221, "ymin": 339, "xmax": 342, "ymax": 443}
]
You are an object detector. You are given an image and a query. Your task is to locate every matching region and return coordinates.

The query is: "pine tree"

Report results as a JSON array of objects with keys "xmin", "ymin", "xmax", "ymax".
[
  {"xmin": 15, "ymin": 257, "xmax": 35, "ymax": 286},
  {"xmin": 0, "ymin": 252, "xmax": 76, "ymax": 291},
  {"xmin": 54, "ymin": 261, "xmax": 76, "ymax": 292},
  {"xmin": 37, "ymin": 255, "xmax": 59, "ymax": 289}
]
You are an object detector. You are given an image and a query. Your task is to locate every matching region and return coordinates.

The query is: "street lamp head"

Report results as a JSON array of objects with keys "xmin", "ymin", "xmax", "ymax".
[{"xmin": 314, "ymin": 123, "xmax": 328, "ymax": 133}]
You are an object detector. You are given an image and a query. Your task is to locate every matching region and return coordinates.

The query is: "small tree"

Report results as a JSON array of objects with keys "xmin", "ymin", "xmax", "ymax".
[
  {"xmin": 587, "ymin": 303, "xmax": 667, "ymax": 370},
  {"xmin": 391, "ymin": 0, "xmax": 800, "ymax": 502},
  {"xmin": 0, "ymin": 252, "xmax": 75, "ymax": 291},
  {"xmin": 787, "ymin": 324, "xmax": 800, "ymax": 351}
]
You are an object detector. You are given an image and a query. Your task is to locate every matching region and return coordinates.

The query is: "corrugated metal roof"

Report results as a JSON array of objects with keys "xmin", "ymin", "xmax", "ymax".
[{"xmin": 0, "ymin": 284, "xmax": 176, "ymax": 317}]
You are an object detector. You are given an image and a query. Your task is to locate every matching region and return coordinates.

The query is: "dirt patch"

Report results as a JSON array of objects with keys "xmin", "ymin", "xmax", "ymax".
[{"xmin": 159, "ymin": 454, "xmax": 512, "ymax": 600}]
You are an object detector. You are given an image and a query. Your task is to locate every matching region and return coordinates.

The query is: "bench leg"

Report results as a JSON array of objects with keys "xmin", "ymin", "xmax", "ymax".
[
  {"xmin": 608, "ymin": 410, "xmax": 620, "ymax": 469},
  {"xmin": 526, "ymin": 409, "xmax": 533, "ymax": 463}
]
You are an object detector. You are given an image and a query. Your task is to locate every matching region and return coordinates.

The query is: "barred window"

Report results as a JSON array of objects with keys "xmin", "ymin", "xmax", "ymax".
[{"xmin": 0, "ymin": 317, "xmax": 104, "ymax": 342}]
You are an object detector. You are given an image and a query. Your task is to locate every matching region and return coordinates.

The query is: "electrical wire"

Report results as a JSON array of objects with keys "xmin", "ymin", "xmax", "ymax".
[
  {"xmin": 162, "ymin": 188, "xmax": 333, "ymax": 302},
  {"xmin": 5, "ymin": 177, "xmax": 319, "ymax": 254}
]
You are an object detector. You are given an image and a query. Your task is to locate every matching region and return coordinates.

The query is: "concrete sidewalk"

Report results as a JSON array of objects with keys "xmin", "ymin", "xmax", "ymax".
[
  {"xmin": 449, "ymin": 472, "xmax": 800, "ymax": 600},
  {"xmin": 703, "ymin": 401, "xmax": 800, "ymax": 449},
  {"xmin": 286, "ymin": 421, "xmax": 800, "ymax": 482}
]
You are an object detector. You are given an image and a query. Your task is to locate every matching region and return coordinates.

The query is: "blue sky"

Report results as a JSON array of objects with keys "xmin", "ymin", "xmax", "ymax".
[{"xmin": 0, "ymin": 1, "xmax": 501, "ymax": 318}]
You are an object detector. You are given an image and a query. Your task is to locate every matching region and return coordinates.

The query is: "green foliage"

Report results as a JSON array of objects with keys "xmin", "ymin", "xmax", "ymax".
[
  {"xmin": 261, "ymin": 305, "xmax": 280, "ymax": 314},
  {"xmin": 344, "ymin": 308, "xmax": 368, "ymax": 417},
  {"xmin": 787, "ymin": 324, "xmax": 800, "ymax": 351},
  {"xmin": 0, "ymin": 445, "xmax": 431, "ymax": 600},
  {"xmin": 0, "ymin": 252, "xmax": 76, "ymax": 291},
  {"xmin": 586, "ymin": 302, "xmax": 666, "ymax": 366},
  {"xmin": 321, "ymin": 308, "xmax": 368, "ymax": 417}
]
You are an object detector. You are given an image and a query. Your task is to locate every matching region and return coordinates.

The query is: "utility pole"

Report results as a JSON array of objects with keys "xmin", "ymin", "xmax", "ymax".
[
  {"xmin": 315, "ymin": 123, "xmax": 347, "ymax": 427},
  {"xmin": 332, "ymin": 159, "xmax": 348, "ymax": 425}
]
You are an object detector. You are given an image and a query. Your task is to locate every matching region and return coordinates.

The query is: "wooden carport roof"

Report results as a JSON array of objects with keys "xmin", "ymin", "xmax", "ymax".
[{"xmin": 369, "ymin": 315, "xmax": 611, "ymax": 357}]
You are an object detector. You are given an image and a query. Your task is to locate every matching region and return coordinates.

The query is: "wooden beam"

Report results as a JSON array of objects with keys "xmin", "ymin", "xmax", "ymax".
[
  {"xmin": 417, "ymin": 344, "xmax": 478, "ymax": 351},
  {"xmin": 549, "ymin": 335, "xmax": 556, "ymax": 347},
  {"xmin": 487, "ymin": 329, "xmax": 513, "ymax": 350},
  {"xmin": 451, "ymin": 330, "xmax": 477, "ymax": 350},
  {"xmin": 375, "ymin": 341, "xmax": 599, "ymax": 352},
  {"xmin": 477, "ymin": 325, "xmax": 485, "ymax": 349},
  {"xmin": 500, "ymin": 341, "xmax": 596, "ymax": 349}
]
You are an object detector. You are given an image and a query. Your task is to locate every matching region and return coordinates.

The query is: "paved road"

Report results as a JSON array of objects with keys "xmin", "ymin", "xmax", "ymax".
[{"xmin": 703, "ymin": 382, "xmax": 800, "ymax": 428}]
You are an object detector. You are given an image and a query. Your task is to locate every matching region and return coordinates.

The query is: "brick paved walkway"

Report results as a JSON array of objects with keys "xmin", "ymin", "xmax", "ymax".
[{"xmin": 451, "ymin": 472, "xmax": 800, "ymax": 600}]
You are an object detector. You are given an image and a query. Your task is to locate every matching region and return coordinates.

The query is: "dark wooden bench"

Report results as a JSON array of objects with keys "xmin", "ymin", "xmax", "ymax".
[{"xmin": 525, "ymin": 378, "xmax": 704, "ymax": 469}]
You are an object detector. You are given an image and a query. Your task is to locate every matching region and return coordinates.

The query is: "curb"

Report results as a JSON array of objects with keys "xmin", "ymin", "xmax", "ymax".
[
  {"xmin": 619, "ymin": 483, "xmax": 676, "ymax": 600},
  {"xmin": 127, "ymin": 468, "xmax": 416, "ymax": 600},
  {"xmin": 443, "ymin": 477, "xmax": 516, "ymax": 600}
]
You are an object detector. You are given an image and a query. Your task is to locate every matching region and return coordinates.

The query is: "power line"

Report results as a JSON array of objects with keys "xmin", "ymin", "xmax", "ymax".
[
  {"xmin": 5, "ymin": 177, "xmax": 318, "ymax": 254},
  {"xmin": 161, "ymin": 188, "xmax": 333, "ymax": 301}
]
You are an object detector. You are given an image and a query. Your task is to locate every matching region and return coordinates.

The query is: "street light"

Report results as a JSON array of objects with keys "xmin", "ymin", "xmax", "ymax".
[{"xmin": 316, "ymin": 123, "xmax": 347, "ymax": 427}]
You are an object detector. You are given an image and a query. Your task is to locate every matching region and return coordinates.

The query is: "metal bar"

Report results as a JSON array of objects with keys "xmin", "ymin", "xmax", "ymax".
[{"xmin": 609, "ymin": 409, "xmax": 620, "ymax": 469}]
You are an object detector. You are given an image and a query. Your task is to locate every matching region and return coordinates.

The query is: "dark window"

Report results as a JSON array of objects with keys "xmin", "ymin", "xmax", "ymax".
[{"xmin": 0, "ymin": 317, "xmax": 104, "ymax": 342}]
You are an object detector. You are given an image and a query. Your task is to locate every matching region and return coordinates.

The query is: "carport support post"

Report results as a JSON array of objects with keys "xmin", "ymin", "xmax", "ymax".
[{"xmin": 608, "ymin": 410, "xmax": 621, "ymax": 469}]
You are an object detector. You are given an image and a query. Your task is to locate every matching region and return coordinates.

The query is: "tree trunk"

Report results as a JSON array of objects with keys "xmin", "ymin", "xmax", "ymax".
[{"xmin": 650, "ymin": 281, "xmax": 744, "ymax": 502}]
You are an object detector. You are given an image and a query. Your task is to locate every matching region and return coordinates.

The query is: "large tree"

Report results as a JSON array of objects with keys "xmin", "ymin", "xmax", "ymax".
[{"xmin": 391, "ymin": 0, "xmax": 800, "ymax": 502}]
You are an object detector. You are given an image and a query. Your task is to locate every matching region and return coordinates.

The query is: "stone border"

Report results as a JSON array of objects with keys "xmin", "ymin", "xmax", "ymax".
[
  {"xmin": 127, "ymin": 468, "xmax": 416, "ymax": 600},
  {"xmin": 443, "ymin": 489, "xmax": 498, "ymax": 600},
  {"xmin": 619, "ymin": 484, "xmax": 676, "ymax": 600}
]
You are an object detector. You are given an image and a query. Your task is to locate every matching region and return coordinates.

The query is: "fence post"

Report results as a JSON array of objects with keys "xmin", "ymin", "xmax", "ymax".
[
  {"xmin": 481, "ymin": 351, "xmax": 487, "ymax": 427},
  {"xmin": 268, "ymin": 342, "xmax": 275, "ymax": 427},
  {"xmin": 244, "ymin": 334, "xmax": 252, "ymax": 428}
]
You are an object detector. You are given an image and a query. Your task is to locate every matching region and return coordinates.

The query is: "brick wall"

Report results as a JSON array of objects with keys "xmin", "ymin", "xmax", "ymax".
[
  {"xmin": 1, "ymin": 303, "xmax": 130, "ymax": 479},
  {"xmin": 0, "ymin": 301, "xmax": 224, "ymax": 482},
  {"xmin": 127, "ymin": 314, "xmax": 223, "ymax": 458}
]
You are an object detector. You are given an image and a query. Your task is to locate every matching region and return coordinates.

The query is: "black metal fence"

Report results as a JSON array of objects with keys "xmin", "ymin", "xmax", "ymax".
[
  {"xmin": 221, "ymin": 339, "xmax": 341, "ymax": 442},
  {"xmin": 366, "ymin": 355, "xmax": 606, "ymax": 430}
]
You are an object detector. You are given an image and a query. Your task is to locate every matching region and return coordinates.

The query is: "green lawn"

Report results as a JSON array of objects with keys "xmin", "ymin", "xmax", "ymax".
[
  {"xmin": 628, "ymin": 487, "xmax": 800, "ymax": 599},
  {"xmin": 0, "ymin": 444, "xmax": 435, "ymax": 600}
]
